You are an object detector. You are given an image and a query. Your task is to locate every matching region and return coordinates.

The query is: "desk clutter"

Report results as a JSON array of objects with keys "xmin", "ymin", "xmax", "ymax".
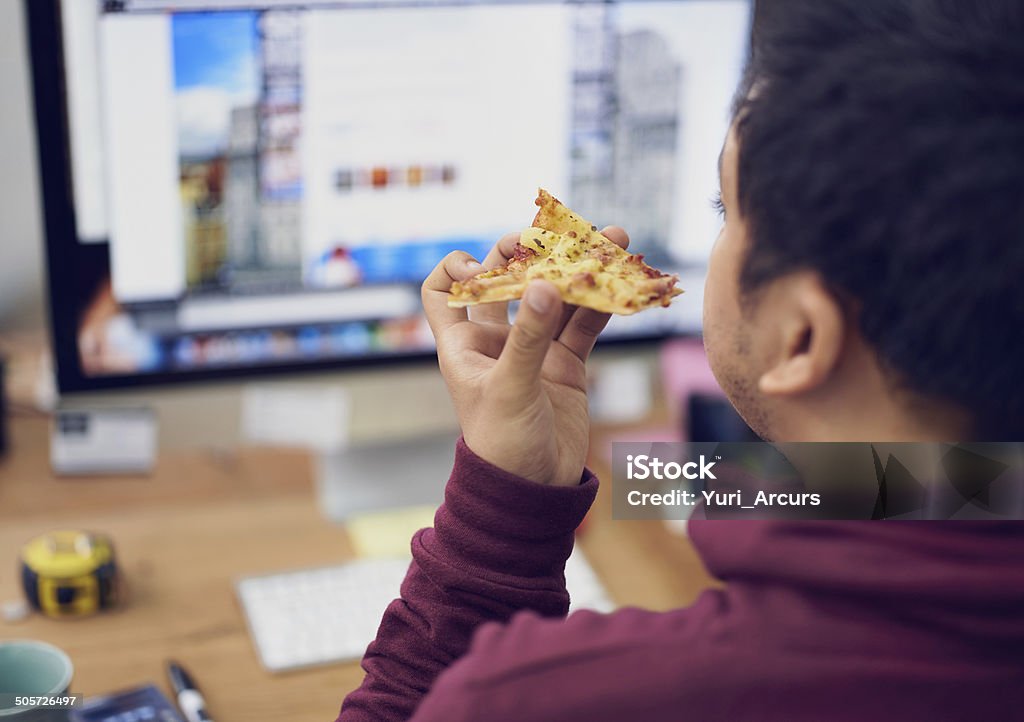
[
  {"xmin": 69, "ymin": 684, "xmax": 183, "ymax": 722},
  {"xmin": 5, "ymin": 502, "xmax": 616, "ymax": 718},
  {"xmin": 20, "ymin": 530, "xmax": 122, "ymax": 619},
  {"xmin": 0, "ymin": 641, "xmax": 209, "ymax": 721}
]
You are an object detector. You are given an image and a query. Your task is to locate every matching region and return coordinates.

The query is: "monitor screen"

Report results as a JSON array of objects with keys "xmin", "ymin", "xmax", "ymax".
[{"xmin": 30, "ymin": 0, "xmax": 749, "ymax": 391}]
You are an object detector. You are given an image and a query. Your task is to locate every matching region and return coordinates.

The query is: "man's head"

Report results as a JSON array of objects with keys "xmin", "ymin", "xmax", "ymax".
[{"xmin": 703, "ymin": 0, "xmax": 1024, "ymax": 442}]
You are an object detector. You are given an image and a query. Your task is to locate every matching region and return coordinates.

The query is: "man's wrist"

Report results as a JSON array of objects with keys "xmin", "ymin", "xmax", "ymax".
[
  {"xmin": 461, "ymin": 433, "xmax": 585, "ymax": 488},
  {"xmin": 462, "ymin": 435, "xmax": 551, "ymax": 486},
  {"xmin": 445, "ymin": 437, "xmax": 598, "ymax": 542}
]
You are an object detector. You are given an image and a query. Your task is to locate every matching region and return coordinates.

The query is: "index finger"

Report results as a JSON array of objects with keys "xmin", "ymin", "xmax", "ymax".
[
  {"xmin": 600, "ymin": 225, "xmax": 630, "ymax": 250},
  {"xmin": 471, "ymin": 232, "xmax": 522, "ymax": 324},
  {"xmin": 421, "ymin": 251, "xmax": 483, "ymax": 336},
  {"xmin": 481, "ymin": 231, "xmax": 524, "ymax": 270}
]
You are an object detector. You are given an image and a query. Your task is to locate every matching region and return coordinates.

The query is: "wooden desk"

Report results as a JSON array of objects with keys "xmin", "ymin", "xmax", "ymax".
[{"xmin": 0, "ymin": 416, "xmax": 716, "ymax": 721}]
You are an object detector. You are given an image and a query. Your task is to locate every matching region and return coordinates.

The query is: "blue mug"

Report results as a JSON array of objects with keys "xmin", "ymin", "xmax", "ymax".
[{"xmin": 0, "ymin": 640, "xmax": 74, "ymax": 721}]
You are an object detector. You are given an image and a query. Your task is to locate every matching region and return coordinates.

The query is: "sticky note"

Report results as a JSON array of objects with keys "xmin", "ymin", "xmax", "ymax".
[{"xmin": 346, "ymin": 505, "xmax": 436, "ymax": 558}]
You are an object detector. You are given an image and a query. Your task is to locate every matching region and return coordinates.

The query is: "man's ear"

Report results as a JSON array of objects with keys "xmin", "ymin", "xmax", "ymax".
[{"xmin": 757, "ymin": 272, "xmax": 844, "ymax": 396}]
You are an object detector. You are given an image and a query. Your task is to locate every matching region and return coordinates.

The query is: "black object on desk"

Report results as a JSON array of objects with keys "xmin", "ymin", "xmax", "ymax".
[
  {"xmin": 70, "ymin": 684, "xmax": 184, "ymax": 722},
  {"xmin": 167, "ymin": 660, "xmax": 214, "ymax": 722}
]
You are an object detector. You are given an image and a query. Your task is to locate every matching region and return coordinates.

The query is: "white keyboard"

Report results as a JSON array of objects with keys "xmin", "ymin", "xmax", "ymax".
[{"xmin": 236, "ymin": 548, "xmax": 615, "ymax": 673}]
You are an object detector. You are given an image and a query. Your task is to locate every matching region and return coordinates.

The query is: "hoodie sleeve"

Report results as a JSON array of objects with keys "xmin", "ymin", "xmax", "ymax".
[{"xmin": 336, "ymin": 438, "xmax": 599, "ymax": 722}]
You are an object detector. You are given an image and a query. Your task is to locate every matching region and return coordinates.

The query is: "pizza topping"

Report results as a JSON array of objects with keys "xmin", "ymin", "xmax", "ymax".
[{"xmin": 512, "ymin": 244, "xmax": 538, "ymax": 263}]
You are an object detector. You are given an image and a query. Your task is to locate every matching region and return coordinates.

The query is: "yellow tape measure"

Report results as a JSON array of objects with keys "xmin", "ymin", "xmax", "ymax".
[{"xmin": 20, "ymin": 531, "xmax": 121, "ymax": 618}]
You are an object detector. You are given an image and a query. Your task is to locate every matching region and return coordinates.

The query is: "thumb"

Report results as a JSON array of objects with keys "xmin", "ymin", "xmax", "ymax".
[{"xmin": 495, "ymin": 281, "xmax": 563, "ymax": 391}]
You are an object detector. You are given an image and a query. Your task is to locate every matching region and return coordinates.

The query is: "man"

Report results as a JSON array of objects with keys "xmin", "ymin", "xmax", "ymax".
[{"xmin": 338, "ymin": 0, "xmax": 1024, "ymax": 719}]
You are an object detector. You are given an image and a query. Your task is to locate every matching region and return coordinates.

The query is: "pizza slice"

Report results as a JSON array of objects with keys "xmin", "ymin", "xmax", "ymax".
[{"xmin": 448, "ymin": 189, "xmax": 682, "ymax": 315}]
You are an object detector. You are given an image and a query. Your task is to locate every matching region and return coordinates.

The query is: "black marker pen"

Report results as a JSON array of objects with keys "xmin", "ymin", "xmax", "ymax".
[{"xmin": 166, "ymin": 660, "xmax": 214, "ymax": 722}]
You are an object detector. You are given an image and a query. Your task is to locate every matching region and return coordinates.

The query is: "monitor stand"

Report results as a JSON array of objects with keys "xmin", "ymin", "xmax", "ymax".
[{"xmin": 315, "ymin": 431, "xmax": 458, "ymax": 521}]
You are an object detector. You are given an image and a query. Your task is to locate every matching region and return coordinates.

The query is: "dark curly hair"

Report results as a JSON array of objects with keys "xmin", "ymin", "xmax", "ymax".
[{"xmin": 733, "ymin": 0, "xmax": 1024, "ymax": 439}]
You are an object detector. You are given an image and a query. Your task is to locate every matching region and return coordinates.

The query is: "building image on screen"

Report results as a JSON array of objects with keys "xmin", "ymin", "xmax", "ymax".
[
  {"xmin": 44, "ymin": 0, "xmax": 749, "ymax": 389},
  {"xmin": 569, "ymin": 4, "xmax": 683, "ymax": 268}
]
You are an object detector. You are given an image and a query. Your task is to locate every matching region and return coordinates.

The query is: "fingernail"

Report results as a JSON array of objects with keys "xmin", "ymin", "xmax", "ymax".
[
  {"xmin": 465, "ymin": 260, "xmax": 483, "ymax": 273},
  {"xmin": 525, "ymin": 284, "xmax": 552, "ymax": 314}
]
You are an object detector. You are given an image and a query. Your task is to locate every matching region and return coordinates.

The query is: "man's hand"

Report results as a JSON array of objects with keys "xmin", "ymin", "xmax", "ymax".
[{"xmin": 422, "ymin": 228, "xmax": 629, "ymax": 487}]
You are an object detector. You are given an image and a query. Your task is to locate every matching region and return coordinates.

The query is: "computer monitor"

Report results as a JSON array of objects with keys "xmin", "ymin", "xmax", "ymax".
[{"xmin": 26, "ymin": 0, "xmax": 750, "ymax": 394}]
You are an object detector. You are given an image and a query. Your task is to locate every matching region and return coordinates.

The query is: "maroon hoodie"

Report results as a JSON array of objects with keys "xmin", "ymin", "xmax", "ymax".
[{"xmin": 337, "ymin": 440, "xmax": 1024, "ymax": 721}]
